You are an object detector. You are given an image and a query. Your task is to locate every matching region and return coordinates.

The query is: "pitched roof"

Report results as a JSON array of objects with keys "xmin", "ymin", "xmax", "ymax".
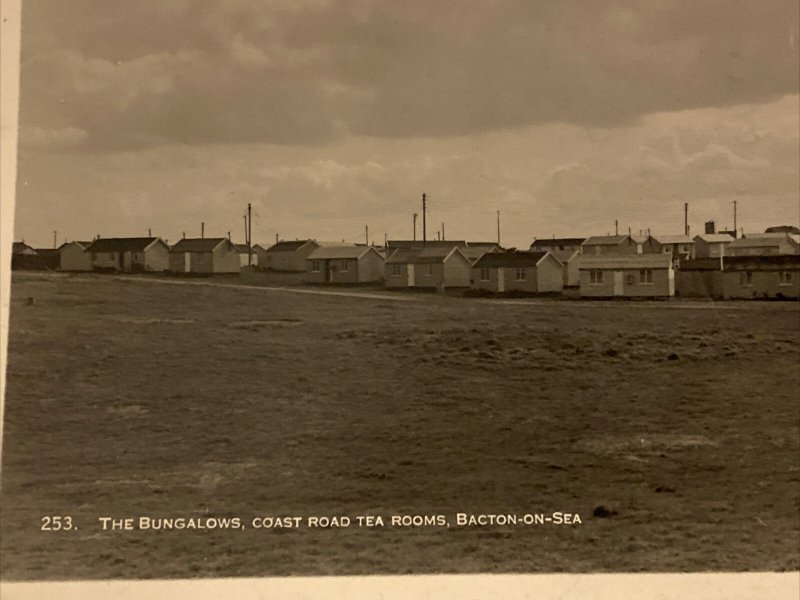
[
  {"xmin": 307, "ymin": 245, "xmax": 378, "ymax": 260},
  {"xmin": 652, "ymin": 234, "xmax": 693, "ymax": 245},
  {"xmin": 386, "ymin": 240, "xmax": 467, "ymax": 249},
  {"xmin": 461, "ymin": 247, "xmax": 495, "ymax": 260},
  {"xmin": 59, "ymin": 241, "xmax": 91, "ymax": 250},
  {"xmin": 728, "ymin": 238, "xmax": 785, "ymax": 249},
  {"xmin": 34, "ymin": 248, "xmax": 60, "ymax": 257},
  {"xmin": 12, "ymin": 242, "xmax": 36, "ymax": 254},
  {"xmin": 722, "ymin": 255, "xmax": 800, "ymax": 270},
  {"xmin": 233, "ymin": 243, "xmax": 254, "ymax": 253},
  {"xmin": 169, "ymin": 238, "xmax": 230, "ymax": 253},
  {"xmin": 578, "ymin": 254, "xmax": 673, "ymax": 269},
  {"xmin": 765, "ymin": 225, "xmax": 800, "ymax": 234},
  {"xmin": 466, "ymin": 242, "xmax": 501, "ymax": 249},
  {"xmin": 87, "ymin": 237, "xmax": 162, "ymax": 253},
  {"xmin": 583, "ymin": 235, "xmax": 632, "ymax": 246},
  {"xmin": 549, "ymin": 248, "xmax": 580, "ymax": 263},
  {"xmin": 385, "ymin": 245, "xmax": 464, "ymax": 264},
  {"xmin": 264, "ymin": 240, "xmax": 314, "ymax": 252},
  {"xmin": 685, "ymin": 255, "xmax": 800, "ymax": 271},
  {"xmin": 694, "ymin": 234, "xmax": 735, "ymax": 244},
  {"xmin": 414, "ymin": 247, "xmax": 470, "ymax": 264},
  {"xmin": 530, "ymin": 237, "xmax": 586, "ymax": 249},
  {"xmin": 473, "ymin": 251, "xmax": 550, "ymax": 268},
  {"xmin": 741, "ymin": 232, "xmax": 794, "ymax": 241}
]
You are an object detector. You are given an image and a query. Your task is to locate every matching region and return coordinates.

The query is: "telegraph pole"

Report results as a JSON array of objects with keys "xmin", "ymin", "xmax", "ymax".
[
  {"xmin": 413, "ymin": 213, "xmax": 418, "ymax": 241},
  {"xmin": 365, "ymin": 225, "xmax": 369, "ymax": 246},
  {"xmin": 422, "ymin": 193, "xmax": 427, "ymax": 245},
  {"xmin": 441, "ymin": 222, "xmax": 445, "ymax": 241},
  {"xmin": 247, "ymin": 203, "xmax": 253, "ymax": 265},
  {"xmin": 733, "ymin": 200, "xmax": 737, "ymax": 238},
  {"xmin": 496, "ymin": 210, "xmax": 501, "ymax": 245},
  {"xmin": 201, "ymin": 222, "xmax": 204, "ymax": 238}
]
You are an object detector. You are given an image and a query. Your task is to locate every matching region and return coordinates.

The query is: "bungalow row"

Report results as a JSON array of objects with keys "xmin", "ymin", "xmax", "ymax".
[
  {"xmin": 11, "ymin": 237, "xmax": 254, "ymax": 274},
  {"xmin": 676, "ymin": 255, "xmax": 799, "ymax": 300},
  {"xmin": 535, "ymin": 232, "xmax": 798, "ymax": 260}
]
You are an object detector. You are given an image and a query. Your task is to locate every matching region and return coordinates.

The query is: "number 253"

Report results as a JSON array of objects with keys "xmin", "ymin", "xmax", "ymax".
[{"xmin": 41, "ymin": 516, "xmax": 74, "ymax": 531}]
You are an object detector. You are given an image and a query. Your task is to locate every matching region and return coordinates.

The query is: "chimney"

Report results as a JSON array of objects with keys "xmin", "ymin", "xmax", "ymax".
[
  {"xmin": 201, "ymin": 222, "xmax": 205, "ymax": 239},
  {"xmin": 705, "ymin": 220, "xmax": 716, "ymax": 235}
]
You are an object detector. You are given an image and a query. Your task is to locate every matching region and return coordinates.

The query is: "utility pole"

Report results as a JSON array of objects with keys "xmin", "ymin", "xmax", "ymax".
[
  {"xmin": 201, "ymin": 222, "xmax": 204, "ymax": 238},
  {"xmin": 365, "ymin": 225, "xmax": 369, "ymax": 246},
  {"xmin": 441, "ymin": 222, "xmax": 445, "ymax": 241},
  {"xmin": 247, "ymin": 203, "xmax": 253, "ymax": 266},
  {"xmin": 422, "ymin": 193, "xmax": 427, "ymax": 245},
  {"xmin": 496, "ymin": 210, "xmax": 501, "ymax": 245},
  {"xmin": 733, "ymin": 200, "xmax": 737, "ymax": 238},
  {"xmin": 413, "ymin": 213, "xmax": 418, "ymax": 241}
]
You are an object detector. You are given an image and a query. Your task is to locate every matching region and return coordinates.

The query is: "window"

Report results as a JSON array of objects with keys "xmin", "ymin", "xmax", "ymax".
[
  {"xmin": 779, "ymin": 271, "xmax": 792, "ymax": 286},
  {"xmin": 515, "ymin": 267, "xmax": 526, "ymax": 281},
  {"xmin": 639, "ymin": 269, "xmax": 653, "ymax": 284},
  {"xmin": 391, "ymin": 264, "xmax": 402, "ymax": 277},
  {"xmin": 311, "ymin": 260, "xmax": 320, "ymax": 272},
  {"xmin": 739, "ymin": 271, "xmax": 753, "ymax": 286},
  {"xmin": 341, "ymin": 260, "xmax": 349, "ymax": 272},
  {"xmin": 107, "ymin": 252, "xmax": 115, "ymax": 261},
  {"xmin": 626, "ymin": 274, "xmax": 635, "ymax": 285},
  {"xmin": 480, "ymin": 268, "xmax": 490, "ymax": 281},
  {"xmin": 664, "ymin": 247, "xmax": 671, "ymax": 253},
  {"xmin": 589, "ymin": 270, "xmax": 603, "ymax": 284}
]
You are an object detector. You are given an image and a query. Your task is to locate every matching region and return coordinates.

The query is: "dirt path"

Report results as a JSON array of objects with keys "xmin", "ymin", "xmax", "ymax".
[{"xmin": 109, "ymin": 274, "xmax": 420, "ymax": 301}]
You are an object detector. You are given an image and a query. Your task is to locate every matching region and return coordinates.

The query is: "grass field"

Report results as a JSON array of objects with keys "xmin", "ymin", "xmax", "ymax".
[{"xmin": 1, "ymin": 272, "xmax": 798, "ymax": 580}]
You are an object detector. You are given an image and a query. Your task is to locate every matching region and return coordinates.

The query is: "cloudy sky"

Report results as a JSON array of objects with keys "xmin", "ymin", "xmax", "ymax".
[{"xmin": 13, "ymin": 0, "xmax": 800, "ymax": 248}]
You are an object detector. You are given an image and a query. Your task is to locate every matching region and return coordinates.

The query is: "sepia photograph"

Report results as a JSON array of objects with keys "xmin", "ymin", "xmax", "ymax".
[{"xmin": 0, "ymin": 1, "xmax": 799, "ymax": 598}]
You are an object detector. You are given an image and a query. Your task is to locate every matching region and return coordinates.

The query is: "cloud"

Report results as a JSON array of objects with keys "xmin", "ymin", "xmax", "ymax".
[
  {"xmin": 13, "ymin": 94, "xmax": 798, "ymax": 248},
  {"xmin": 17, "ymin": 0, "xmax": 800, "ymax": 151},
  {"xmin": 531, "ymin": 95, "xmax": 799, "ymax": 236}
]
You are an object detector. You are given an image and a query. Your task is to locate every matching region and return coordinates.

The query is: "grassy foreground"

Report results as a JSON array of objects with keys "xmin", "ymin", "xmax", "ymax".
[{"xmin": 1, "ymin": 272, "xmax": 798, "ymax": 579}]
